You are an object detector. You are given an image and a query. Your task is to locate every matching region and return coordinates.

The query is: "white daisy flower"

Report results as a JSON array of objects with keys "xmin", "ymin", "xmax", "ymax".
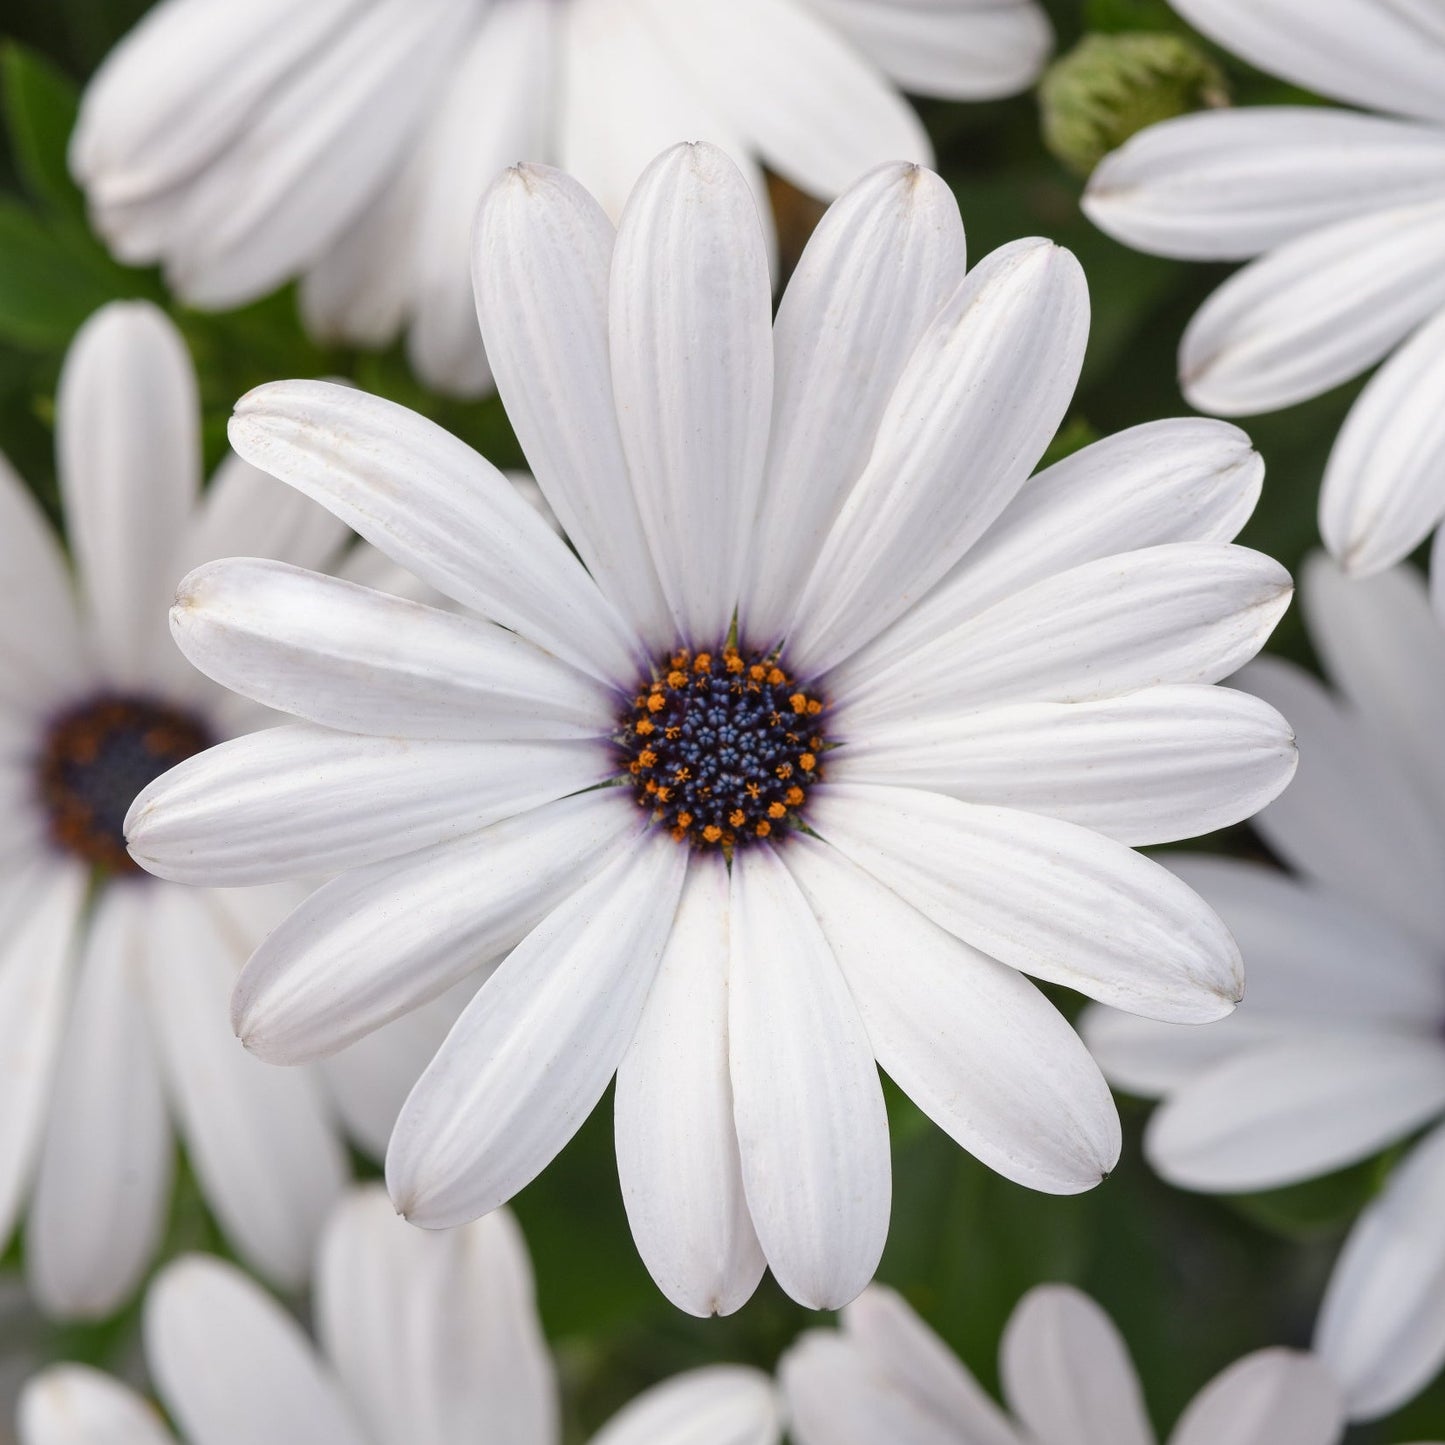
[
  {"xmin": 127, "ymin": 144, "xmax": 1295, "ymax": 1315},
  {"xmin": 1081, "ymin": 0, "xmax": 1445, "ymax": 578},
  {"xmin": 0, "ymin": 298, "xmax": 459, "ymax": 1322},
  {"xmin": 16, "ymin": 1183, "xmax": 786, "ymax": 1445},
  {"xmin": 782, "ymin": 1281, "xmax": 1345, "ymax": 1445},
  {"xmin": 70, "ymin": 0, "xmax": 1055, "ymax": 399},
  {"xmin": 1084, "ymin": 552, "xmax": 1445, "ymax": 1422}
]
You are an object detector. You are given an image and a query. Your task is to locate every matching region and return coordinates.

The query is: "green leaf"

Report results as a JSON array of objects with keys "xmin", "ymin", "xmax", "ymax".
[
  {"xmin": 2, "ymin": 43, "xmax": 84, "ymax": 218},
  {"xmin": 0, "ymin": 200, "xmax": 121, "ymax": 347}
]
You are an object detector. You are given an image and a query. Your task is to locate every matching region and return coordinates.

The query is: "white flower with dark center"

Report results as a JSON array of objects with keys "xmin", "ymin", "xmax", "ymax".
[
  {"xmin": 72, "ymin": 0, "xmax": 1054, "ymax": 397},
  {"xmin": 0, "ymin": 298, "xmax": 459, "ymax": 1322},
  {"xmin": 782, "ymin": 1282, "xmax": 1345, "ymax": 1445},
  {"xmin": 1083, "ymin": 0, "xmax": 1445, "ymax": 578},
  {"xmin": 1085, "ymin": 553, "xmax": 1445, "ymax": 1423},
  {"xmin": 16, "ymin": 1184, "xmax": 785, "ymax": 1445},
  {"xmin": 128, "ymin": 144, "xmax": 1296, "ymax": 1315}
]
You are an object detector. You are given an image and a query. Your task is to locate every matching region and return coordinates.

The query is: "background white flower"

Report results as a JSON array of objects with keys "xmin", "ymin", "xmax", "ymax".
[
  {"xmin": 70, "ymin": 0, "xmax": 1054, "ymax": 396},
  {"xmin": 1085, "ymin": 552, "xmax": 1445, "ymax": 1423},
  {"xmin": 0, "ymin": 298, "xmax": 458, "ymax": 1323},
  {"xmin": 127, "ymin": 144, "xmax": 1295, "ymax": 1318},
  {"xmin": 15, "ymin": 1183, "xmax": 784, "ymax": 1445},
  {"xmin": 1082, "ymin": 0, "xmax": 1445, "ymax": 578},
  {"xmin": 782, "ymin": 1281, "xmax": 1345, "ymax": 1445}
]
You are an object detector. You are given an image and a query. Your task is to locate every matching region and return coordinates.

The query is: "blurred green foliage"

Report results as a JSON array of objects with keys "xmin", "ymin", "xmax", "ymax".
[{"xmin": 0, "ymin": 1, "xmax": 1434, "ymax": 1440}]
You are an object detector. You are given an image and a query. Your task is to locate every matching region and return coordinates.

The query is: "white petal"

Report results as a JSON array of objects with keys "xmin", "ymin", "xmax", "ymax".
[
  {"xmin": 808, "ymin": 783, "xmax": 1241, "ymax": 1022},
  {"xmin": 835, "ymin": 543, "xmax": 1292, "ymax": 732},
  {"xmin": 863, "ymin": 417, "xmax": 1265, "ymax": 672},
  {"xmin": 1321, "ymin": 306, "xmax": 1445, "ymax": 576},
  {"xmin": 475, "ymin": 163, "xmax": 673, "ymax": 649},
  {"xmin": 589, "ymin": 1366, "xmax": 782, "ymax": 1445},
  {"xmin": 126, "ymin": 724, "xmax": 614, "ymax": 885},
  {"xmin": 830, "ymin": 685, "xmax": 1295, "ymax": 846},
  {"xmin": 615, "ymin": 854, "xmax": 766, "ymax": 1318},
  {"xmin": 741, "ymin": 162, "xmax": 967, "ymax": 647},
  {"xmin": 18, "ymin": 1365, "xmax": 176, "ymax": 1445},
  {"xmin": 171, "ymin": 559, "xmax": 614, "ymax": 742},
  {"xmin": 27, "ymin": 887, "xmax": 171, "ymax": 1320},
  {"xmin": 787, "ymin": 238, "xmax": 1089, "ymax": 675},
  {"xmin": 146, "ymin": 886, "xmax": 348, "ymax": 1289},
  {"xmin": 387, "ymin": 833, "xmax": 686, "ymax": 1227},
  {"xmin": 999, "ymin": 1285, "xmax": 1154, "ymax": 1445},
  {"xmin": 1316, "ymin": 1121, "xmax": 1445, "ymax": 1421},
  {"xmin": 1081, "ymin": 1005, "xmax": 1281, "ymax": 1100},
  {"xmin": 145, "ymin": 1254, "xmax": 368, "ymax": 1445},
  {"xmin": 1170, "ymin": 0, "xmax": 1445, "ymax": 123},
  {"xmin": 609, "ymin": 142, "xmax": 774, "ymax": 646},
  {"xmin": 1180, "ymin": 200, "xmax": 1445, "ymax": 416},
  {"xmin": 57, "ymin": 301, "xmax": 199, "ymax": 687},
  {"xmin": 787, "ymin": 836, "xmax": 1119, "ymax": 1192},
  {"xmin": 1085, "ymin": 108, "xmax": 1445, "ymax": 261},
  {"xmin": 317, "ymin": 1188, "xmax": 559, "ymax": 1445},
  {"xmin": 228, "ymin": 381, "xmax": 641, "ymax": 685},
  {"xmin": 1146, "ymin": 1035, "xmax": 1445, "ymax": 1192},
  {"xmin": 727, "ymin": 845, "xmax": 889, "ymax": 1310},
  {"xmin": 233, "ymin": 789, "xmax": 644, "ymax": 1064},
  {"xmin": 1168, "ymin": 1350, "xmax": 1343, "ymax": 1445},
  {"xmin": 634, "ymin": 0, "xmax": 931, "ymax": 198}
]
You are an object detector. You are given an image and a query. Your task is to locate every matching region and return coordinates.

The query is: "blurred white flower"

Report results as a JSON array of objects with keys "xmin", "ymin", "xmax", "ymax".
[
  {"xmin": 1083, "ymin": 0, "xmax": 1445, "ymax": 578},
  {"xmin": 128, "ymin": 144, "xmax": 1293, "ymax": 1316},
  {"xmin": 16, "ymin": 1184, "xmax": 784, "ymax": 1445},
  {"xmin": 1085, "ymin": 552, "xmax": 1445, "ymax": 1422},
  {"xmin": 783, "ymin": 1281, "xmax": 1344, "ymax": 1445},
  {"xmin": 70, "ymin": 0, "xmax": 1054, "ymax": 397},
  {"xmin": 0, "ymin": 299, "xmax": 457, "ymax": 1322}
]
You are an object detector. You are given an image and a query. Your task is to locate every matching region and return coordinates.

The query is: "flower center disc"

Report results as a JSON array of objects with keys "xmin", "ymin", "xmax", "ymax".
[
  {"xmin": 619, "ymin": 646, "xmax": 827, "ymax": 851},
  {"xmin": 37, "ymin": 696, "xmax": 212, "ymax": 874}
]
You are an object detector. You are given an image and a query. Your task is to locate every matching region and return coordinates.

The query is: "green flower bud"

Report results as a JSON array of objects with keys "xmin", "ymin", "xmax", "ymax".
[{"xmin": 1040, "ymin": 33, "xmax": 1229, "ymax": 177}]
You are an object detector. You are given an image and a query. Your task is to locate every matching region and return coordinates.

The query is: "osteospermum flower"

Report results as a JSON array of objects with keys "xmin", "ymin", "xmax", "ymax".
[
  {"xmin": 0, "ymin": 298, "xmax": 461, "ymax": 1322},
  {"xmin": 17, "ymin": 1184, "xmax": 785, "ymax": 1445},
  {"xmin": 782, "ymin": 1282, "xmax": 1345, "ymax": 1444},
  {"xmin": 128, "ymin": 144, "xmax": 1296, "ymax": 1314},
  {"xmin": 71, "ymin": 0, "xmax": 1054, "ymax": 397},
  {"xmin": 1083, "ymin": 0, "xmax": 1445, "ymax": 578},
  {"xmin": 1085, "ymin": 554, "xmax": 1445, "ymax": 1423}
]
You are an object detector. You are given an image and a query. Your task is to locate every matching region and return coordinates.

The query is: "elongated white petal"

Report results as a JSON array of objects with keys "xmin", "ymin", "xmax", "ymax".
[
  {"xmin": 742, "ymin": 162, "xmax": 967, "ymax": 646},
  {"xmin": 635, "ymin": 0, "xmax": 930, "ymax": 198},
  {"xmin": 787, "ymin": 836, "xmax": 1118, "ymax": 1192},
  {"xmin": 1086, "ymin": 108, "xmax": 1445, "ymax": 261},
  {"xmin": 831, "ymin": 685, "xmax": 1294, "ymax": 846},
  {"xmin": 388, "ymin": 833, "xmax": 686, "ymax": 1227},
  {"xmin": 229, "ymin": 381, "xmax": 641, "ymax": 684},
  {"xmin": 616, "ymin": 854, "xmax": 766, "ymax": 1318},
  {"xmin": 610, "ymin": 142, "xmax": 774, "ymax": 645},
  {"xmin": 146, "ymin": 1255, "xmax": 368, "ymax": 1445},
  {"xmin": 1316, "ymin": 1121, "xmax": 1445, "ymax": 1420},
  {"xmin": 1321, "ymin": 306, "xmax": 1445, "ymax": 576},
  {"xmin": 19, "ymin": 1365, "xmax": 176, "ymax": 1445},
  {"xmin": 1082, "ymin": 1007, "xmax": 1281, "ymax": 1100},
  {"xmin": 147, "ymin": 887, "xmax": 348, "ymax": 1289},
  {"xmin": 1169, "ymin": 1350, "xmax": 1343, "ymax": 1445},
  {"xmin": 589, "ymin": 1367, "xmax": 782, "ymax": 1445},
  {"xmin": 809, "ymin": 783, "xmax": 1241, "ymax": 1021},
  {"xmin": 476, "ymin": 164, "xmax": 673, "ymax": 648},
  {"xmin": 318, "ymin": 1188, "xmax": 559, "ymax": 1445},
  {"xmin": 171, "ymin": 559, "xmax": 614, "ymax": 742},
  {"xmin": 728, "ymin": 845, "xmax": 889, "ymax": 1310},
  {"xmin": 1180, "ymin": 201, "xmax": 1445, "ymax": 416},
  {"xmin": 57, "ymin": 301, "xmax": 199, "ymax": 687},
  {"xmin": 126, "ymin": 725, "xmax": 613, "ymax": 886},
  {"xmin": 27, "ymin": 887, "xmax": 171, "ymax": 1321},
  {"xmin": 234, "ymin": 789, "xmax": 643, "ymax": 1065},
  {"xmin": 788, "ymin": 238, "xmax": 1089, "ymax": 675},
  {"xmin": 1000, "ymin": 1286, "xmax": 1154, "ymax": 1445}
]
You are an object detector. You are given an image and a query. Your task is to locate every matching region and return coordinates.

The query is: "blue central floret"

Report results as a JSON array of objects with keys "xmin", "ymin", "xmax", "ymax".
[{"xmin": 619, "ymin": 645, "xmax": 828, "ymax": 852}]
